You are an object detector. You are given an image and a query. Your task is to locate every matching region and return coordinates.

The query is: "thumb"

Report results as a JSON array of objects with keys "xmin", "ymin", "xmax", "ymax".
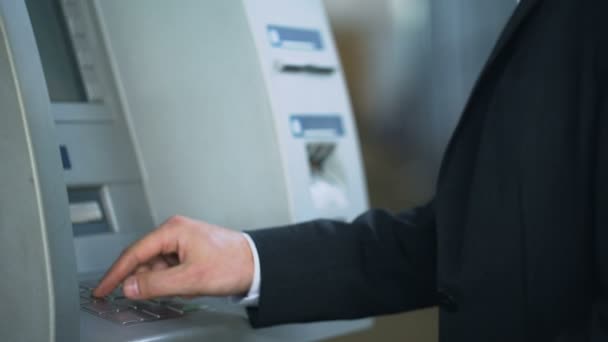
[{"xmin": 123, "ymin": 265, "xmax": 189, "ymax": 299}]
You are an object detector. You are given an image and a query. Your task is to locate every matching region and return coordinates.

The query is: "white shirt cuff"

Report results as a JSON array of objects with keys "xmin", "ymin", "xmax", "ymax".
[{"xmin": 232, "ymin": 233, "xmax": 261, "ymax": 306}]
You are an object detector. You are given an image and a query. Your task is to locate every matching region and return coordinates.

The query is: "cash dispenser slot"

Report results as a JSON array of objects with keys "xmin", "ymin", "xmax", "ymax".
[
  {"xmin": 67, "ymin": 187, "xmax": 112, "ymax": 236},
  {"xmin": 306, "ymin": 142, "xmax": 349, "ymax": 210}
]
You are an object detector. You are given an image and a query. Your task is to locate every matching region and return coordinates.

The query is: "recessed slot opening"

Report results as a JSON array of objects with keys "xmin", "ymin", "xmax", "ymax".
[
  {"xmin": 67, "ymin": 186, "xmax": 112, "ymax": 236},
  {"xmin": 306, "ymin": 142, "xmax": 349, "ymax": 210}
]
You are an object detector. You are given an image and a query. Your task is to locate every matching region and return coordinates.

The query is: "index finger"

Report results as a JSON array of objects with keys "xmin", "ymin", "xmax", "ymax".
[{"xmin": 93, "ymin": 226, "xmax": 175, "ymax": 297}]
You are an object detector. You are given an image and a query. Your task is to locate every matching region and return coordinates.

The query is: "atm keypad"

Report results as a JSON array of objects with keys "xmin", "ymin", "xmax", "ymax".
[{"xmin": 79, "ymin": 280, "xmax": 198, "ymax": 326}]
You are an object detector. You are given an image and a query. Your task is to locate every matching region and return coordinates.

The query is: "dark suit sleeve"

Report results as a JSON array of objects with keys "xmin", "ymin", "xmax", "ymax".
[{"xmin": 245, "ymin": 201, "xmax": 437, "ymax": 328}]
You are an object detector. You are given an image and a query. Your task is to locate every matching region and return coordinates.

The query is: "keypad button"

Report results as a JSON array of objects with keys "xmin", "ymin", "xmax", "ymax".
[
  {"xmin": 104, "ymin": 309, "xmax": 157, "ymax": 326},
  {"xmin": 148, "ymin": 297, "xmax": 173, "ymax": 305},
  {"xmin": 79, "ymin": 295, "xmax": 92, "ymax": 305},
  {"xmin": 82, "ymin": 301, "xmax": 121, "ymax": 316},
  {"xmin": 105, "ymin": 288, "xmax": 126, "ymax": 301},
  {"xmin": 137, "ymin": 303, "xmax": 182, "ymax": 319},
  {"xmin": 167, "ymin": 302, "xmax": 199, "ymax": 314}
]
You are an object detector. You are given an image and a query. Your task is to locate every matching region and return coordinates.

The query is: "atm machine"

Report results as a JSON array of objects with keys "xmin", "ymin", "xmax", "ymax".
[{"xmin": 0, "ymin": 0, "xmax": 370, "ymax": 341}]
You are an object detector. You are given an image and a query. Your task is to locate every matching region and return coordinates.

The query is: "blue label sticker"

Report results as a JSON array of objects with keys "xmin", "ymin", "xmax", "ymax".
[
  {"xmin": 290, "ymin": 115, "xmax": 345, "ymax": 138},
  {"xmin": 60, "ymin": 145, "xmax": 72, "ymax": 170},
  {"xmin": 267, "ymin": 25, "xmax": 324, "ymax": 51}
]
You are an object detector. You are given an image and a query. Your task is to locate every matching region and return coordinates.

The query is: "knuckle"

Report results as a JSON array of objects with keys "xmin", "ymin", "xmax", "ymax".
[
  {"xmin": 167, "ymin": 215, "xmax": 187, "ymax": 225},
  {"xmin": 163, "ymin": 215, "xmax": 192, "ymax": 232}
]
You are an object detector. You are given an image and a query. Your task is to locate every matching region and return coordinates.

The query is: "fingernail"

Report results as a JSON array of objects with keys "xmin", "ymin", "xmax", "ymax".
[{"xmin": 124, "ymin": 276, "xmax": 140, "ymax": 298}]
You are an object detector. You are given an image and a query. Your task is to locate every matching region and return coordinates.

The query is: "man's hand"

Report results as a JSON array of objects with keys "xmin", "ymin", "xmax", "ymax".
[{"xmin": 93, "ymin": 216, "xmax": 254, "ymax": 300}]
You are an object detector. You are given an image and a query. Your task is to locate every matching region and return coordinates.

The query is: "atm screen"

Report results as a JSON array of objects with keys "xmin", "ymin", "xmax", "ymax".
[{"xmin": 25, "ymin": 0, "xmax": 87, "ymax": 102}]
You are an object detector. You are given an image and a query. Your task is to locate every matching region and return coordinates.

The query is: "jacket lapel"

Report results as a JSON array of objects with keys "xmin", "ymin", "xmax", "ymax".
[
  {"xmin": 484, "ymin": 0, "xmax": 542, "ymax": 72},
  {"xmin": 438, "ymin": 0, "xmax": 543, "ymax": 182}
]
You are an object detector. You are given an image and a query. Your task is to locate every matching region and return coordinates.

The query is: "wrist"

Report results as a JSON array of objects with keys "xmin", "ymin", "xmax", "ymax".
[
  {"xmin": 237, "ymin": 233, "xmax": 261, "ymax": 306},
  {"xmin": 237, "ymin": 232, "xmax": 255, "ymax": 295}
]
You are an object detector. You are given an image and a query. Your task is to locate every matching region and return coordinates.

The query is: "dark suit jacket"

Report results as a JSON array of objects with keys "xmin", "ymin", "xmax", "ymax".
[{"xmin": 247, "ymin": 0, "xmax": 608, "ymax": 340}]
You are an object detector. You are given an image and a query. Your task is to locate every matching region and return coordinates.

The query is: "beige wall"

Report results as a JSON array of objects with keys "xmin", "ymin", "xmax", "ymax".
[
  {"xmin": 325, "ymin": 0, "xmax": 437, "ymax": 209},
  {"xmin": 322, "ymin": 1, "xmax": 438, "ymax": 341}
]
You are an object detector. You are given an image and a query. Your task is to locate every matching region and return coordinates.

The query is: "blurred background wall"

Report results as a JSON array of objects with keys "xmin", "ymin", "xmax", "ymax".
[{"xmin": 322, "ymin": 0, "xmax": 517, "ymax": 340}]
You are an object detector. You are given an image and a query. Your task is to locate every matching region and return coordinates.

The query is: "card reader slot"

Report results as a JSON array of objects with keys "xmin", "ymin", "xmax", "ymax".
[{"xmin": 275, "ymin": 61, "xmax": 336, "ymax": 75}]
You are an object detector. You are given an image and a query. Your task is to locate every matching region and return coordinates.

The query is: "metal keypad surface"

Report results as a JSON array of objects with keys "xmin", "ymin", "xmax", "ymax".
[{"xmin": 79, "ymin": 280, "xmax": 198, "ymax": 326}]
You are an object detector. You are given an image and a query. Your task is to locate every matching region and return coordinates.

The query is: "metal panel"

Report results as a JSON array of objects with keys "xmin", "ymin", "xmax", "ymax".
[
  {"xmin": 94, "ymin": 0, "xmax": 292, "ymax": 229},
  {"xmin": 0, "ymin": 1, "xmax": 79, "ymax": 341}
]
